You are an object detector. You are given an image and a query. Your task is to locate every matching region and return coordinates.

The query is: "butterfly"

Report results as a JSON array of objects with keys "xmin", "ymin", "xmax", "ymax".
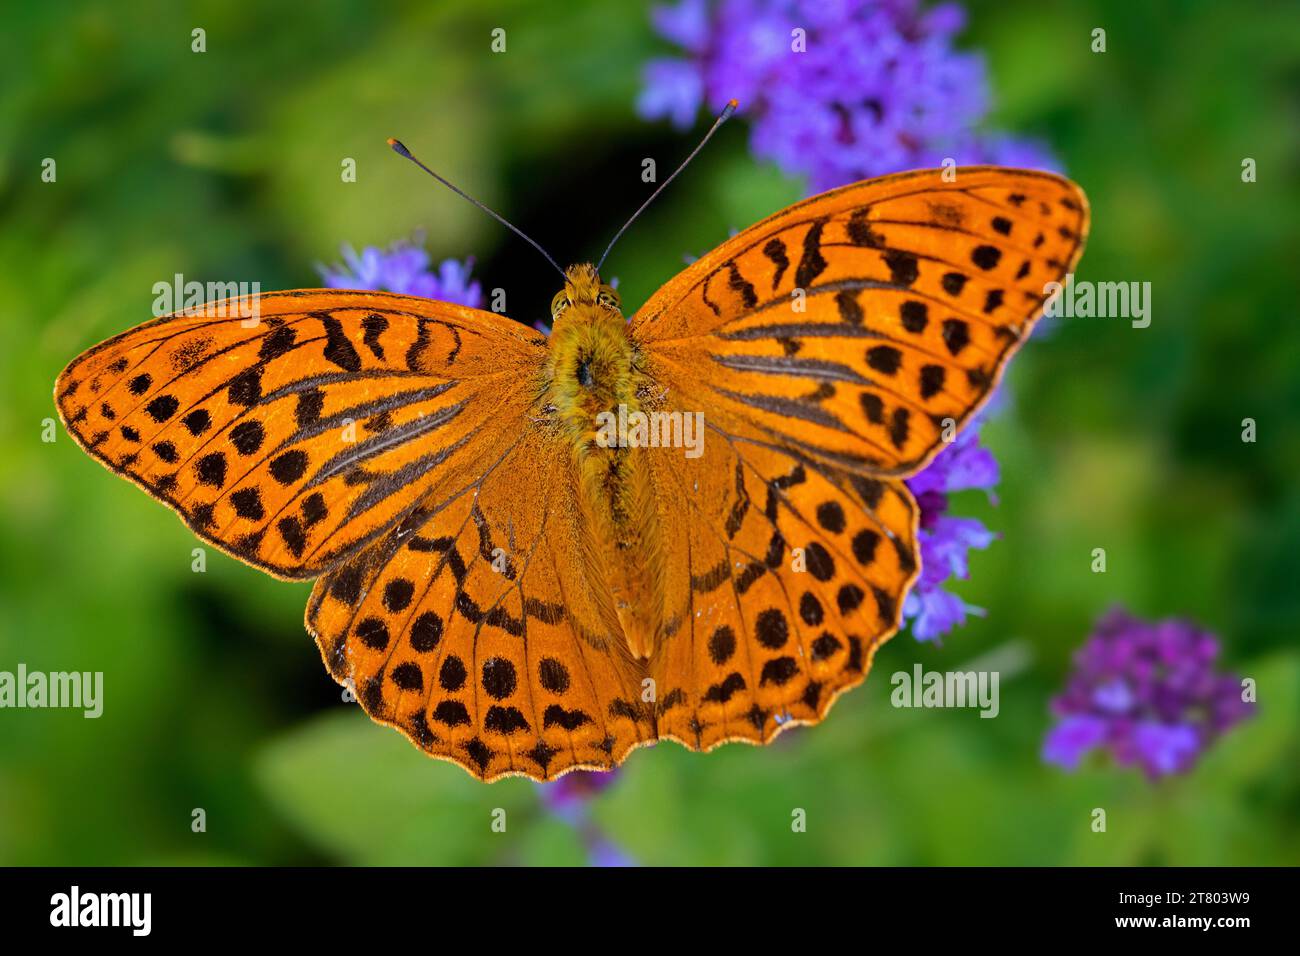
[{"xmin": 55, "ymin": 147, "xmax": 1087, "ymax": 781}]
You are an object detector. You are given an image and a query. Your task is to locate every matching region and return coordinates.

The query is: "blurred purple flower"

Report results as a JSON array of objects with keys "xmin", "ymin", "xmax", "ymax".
[
  {"xmin": 1043, "ymin": 608, "xmax": 1255, "ymax": 779},
  {"xmin": 319, "ymin": 240, "xmax": 483, "ymax": 308},
  {"xmin": 588, "ymin": 838, "xmax": 638, "ymax": 867},
  {"xmin": 902, "ymin": 419, "xmax": 999, "ymax": 642},
  {"xmin": 539, "ymin": 768, "xmax": 619, "ymax": 824},
  {"xmin": 968, "ymin": 133, "xmax": 1062, "ymax": 172},
  {"xmin": 639, "ymin": 0, "xmax": 1058, "ymax": 192},
  {"xmin": 539, "ymin": 770, "xmax": 635, "ymax": 866}
]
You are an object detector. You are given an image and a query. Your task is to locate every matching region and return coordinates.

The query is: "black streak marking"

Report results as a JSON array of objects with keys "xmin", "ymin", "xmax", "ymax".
[
  {"xmin": 889, "ymin": 408, "xmax": 910, "ymax": 449},
  {"xmin": 320, "ymin": 315, "xmax": 362, "ymax": 372},
  {"xmin": 259, "ymin": 324, "xmax": 297, "ymax": 360},
  {"xmin": 727, "ymin": 262, "xmax": 758, "ymax": 308},
  {"xmin": 836, "ymin": 289, "xmax": 863, "ymax": 325},
  {"xmin": 762, "ymin": 238, "xmax": 790, "ymax": 289},
  {"xmin": 307, "ymin": 400, "xmax": 467, "ymax": 489},
  {"xmin": 361, "ymin": 313, "xmax": 388, "ymax": 360},
  {"xmin": 715, "ymin": 387, "xmax": 847, "ymax": 431},
  {"xmin": 713, "ymin": 353, "xmax": 869, "ymax": 384},
  {"xmin": 794, "ymin": 219, "xmax": 829, "ymax": 289}
]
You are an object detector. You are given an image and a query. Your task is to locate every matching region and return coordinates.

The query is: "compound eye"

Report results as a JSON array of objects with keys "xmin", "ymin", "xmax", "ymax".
[
  {"xmin": 550, "ymin": 293, "xmax": 571, "ymax": 320},
  {"xmin": 597, "ymin": 287, "xmax": 620, "ymax": 310}
]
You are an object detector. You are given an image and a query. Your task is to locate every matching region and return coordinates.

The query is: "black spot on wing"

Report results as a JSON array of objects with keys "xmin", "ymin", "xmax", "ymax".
[
  {"xmin": 941, "ymin": 319, "xmax": 970, "ymax": 356},
  {"xmin": 942, "ymin": 272, "xmax": 967, "ymax": 296},
  {"xmin": 889, "ymin": 408, "xmax": 910, "ymax": 450},
  {"xmin": 182, "ymin": 409, "xmax": 211, "ymax": 435},
  {"xmin": 971, "ymin": 245, "xmax": 1002, "ymax": 271},
  {"xmin": 259, "ymin": 324, "xmax": 297, "ymax": 360},
  {"xmin": 195, "ymin": 452, "xmax": 227, "ymax": 487},
  {"xmin": 900, "ymin": 301, "xmax": 928, "ymax": 333},
  {"xmin": 229, "ymin": 420, "xmax": 265, "ymax": 455},
  {"xmin": 145, "ymin": 395, "xmax": 179, "ymax": 422},
  {"xmin": 919, "ymin": 365, "xmax": 945, "ymax": 400},
  {"xmin": 882, "ymin": 250, "xmax": 919, "ymax": 287},
  {"xmin": 708, "ymin": 625, "xmax": 736, "ymax": 664},
  {"xmin": 847, "ymin": 208, "xmax": 884, "ymax": 247}
]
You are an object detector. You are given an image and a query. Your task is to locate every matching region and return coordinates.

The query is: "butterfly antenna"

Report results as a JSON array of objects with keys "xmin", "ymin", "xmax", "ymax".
[
  {"xmin": 595, "ymin": 99, "xmax": 738, "ymax": 273},
  {"xmin": 387, "ymin": 137, "xmax": 567, "ymax": 280}
]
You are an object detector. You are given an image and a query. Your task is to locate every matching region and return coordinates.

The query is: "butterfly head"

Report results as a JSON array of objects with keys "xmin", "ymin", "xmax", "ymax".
[
  {"xmin": 552, "ymin": 263, "xmax": 620, "ymax": 323},
  {"xmin": 543, "ymin": 262, "xmax": 641, "ymax": 446}
]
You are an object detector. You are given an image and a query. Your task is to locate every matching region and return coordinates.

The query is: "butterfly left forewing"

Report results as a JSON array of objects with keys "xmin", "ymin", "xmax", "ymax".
[{"xmin": 55, "ymin": 290, "xmax": 546, "ymax": 578}]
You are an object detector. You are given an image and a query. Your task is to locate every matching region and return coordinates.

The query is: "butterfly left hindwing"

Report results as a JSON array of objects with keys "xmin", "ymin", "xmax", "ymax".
[{"xmin": 307, "ymin": 423, "xmax": 657, "ymax": 781}]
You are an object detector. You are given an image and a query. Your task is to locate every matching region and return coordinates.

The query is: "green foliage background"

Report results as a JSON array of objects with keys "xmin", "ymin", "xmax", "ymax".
[{"xmin": 1, "ymin": 0, "xmax": 1296, "ymax": 865}]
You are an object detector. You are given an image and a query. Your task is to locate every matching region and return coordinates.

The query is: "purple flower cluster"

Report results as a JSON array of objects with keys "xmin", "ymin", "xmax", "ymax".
[
  {"xmin": 319, "ymin": 240, "xmax": 482, "ymax": 308},
  {"xmin": 539, "ymin": 771, "xmax": 635, "ymax": 866},
  {"xmin": 902, "ymin": 417, "xmax": 1000, "ymax": 642},
  {"xmin": 638, "ymin": 0, "xmax": 1057, "ymax": 192},
  {"xmin": 1043, "ymin": 609, "xmax": 1254, "ymax": 779}
]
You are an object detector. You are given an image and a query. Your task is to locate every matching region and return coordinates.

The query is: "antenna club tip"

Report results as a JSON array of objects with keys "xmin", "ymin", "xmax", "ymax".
[{"xmin": 387, "ymin": 137, "xmax": 412, "ymax": 158}]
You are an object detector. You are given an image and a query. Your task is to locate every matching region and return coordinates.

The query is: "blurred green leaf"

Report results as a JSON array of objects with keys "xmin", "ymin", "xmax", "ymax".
[{"xmin": 255, "ymin": 711, "xmax": 541, "ymax": 865}]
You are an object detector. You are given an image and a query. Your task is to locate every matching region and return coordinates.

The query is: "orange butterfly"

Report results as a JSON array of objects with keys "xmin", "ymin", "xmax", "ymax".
[{"xmin": 55, "ymin": 115, "xmax": 1087, "ymax": 781}]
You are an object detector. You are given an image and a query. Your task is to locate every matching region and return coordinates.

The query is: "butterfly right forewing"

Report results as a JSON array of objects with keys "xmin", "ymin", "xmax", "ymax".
[{"xmin": 633, "ymin": 167, "xmax": 1089, "ymax": 477}]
